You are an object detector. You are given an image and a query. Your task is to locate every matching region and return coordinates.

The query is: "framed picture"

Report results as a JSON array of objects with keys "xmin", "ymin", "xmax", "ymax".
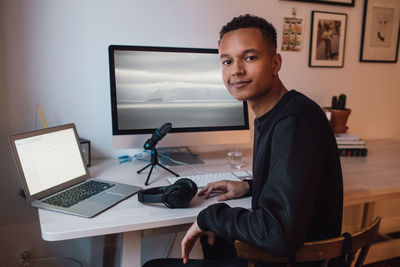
[
  {"xmin": 283, "ymin": 0, "xmax": 354, "ymax": 7},
  {"xmin": 309, "ymin": 11, "xmax": 347, "ymax": 67},
  {"xmin": 360, "ymin": 0, "xmax": 400, "ymax": 62}
]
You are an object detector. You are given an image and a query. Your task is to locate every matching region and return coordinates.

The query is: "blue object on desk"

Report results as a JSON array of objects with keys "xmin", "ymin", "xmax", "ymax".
[
  {"xmin": 118, "ymin": 155, "xmax": 132, "ymax": 164},
  {"xmin": 118, "ymin": 153, "xmax": 149, "ymax": 164}
]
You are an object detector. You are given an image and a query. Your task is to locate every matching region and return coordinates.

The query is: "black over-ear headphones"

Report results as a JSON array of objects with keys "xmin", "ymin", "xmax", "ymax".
[{"xmin": 137, "ymin": 178, "xmax": 198, "ymax": 208}]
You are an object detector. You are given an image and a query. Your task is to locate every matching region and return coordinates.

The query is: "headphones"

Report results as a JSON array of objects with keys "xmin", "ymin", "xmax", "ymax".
[{"xmin": 137, "ymin": 178, "xmax": 198, "ymax": 208}]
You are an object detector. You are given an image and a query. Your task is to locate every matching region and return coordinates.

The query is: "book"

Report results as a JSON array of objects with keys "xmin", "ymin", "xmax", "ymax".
[
  {"xmin": 338, "ymin": 147, "xmax": 368, "ymax": 157},
  {"xmin": 337, "ymin": 144, "xmax": 366, "ymax": 149},
  {"xmin": 336, "ymin": 139, "xmax": 366, "ymax": 146},
  {"xmin": 335, "ymin": 133, "xmax": 361, "ymax": 142}
]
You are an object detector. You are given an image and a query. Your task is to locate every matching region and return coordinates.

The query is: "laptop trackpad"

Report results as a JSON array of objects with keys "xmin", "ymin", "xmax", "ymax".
[{"xmin": 89, "ymin": 192, "xmax": 122, "ymax": 205}]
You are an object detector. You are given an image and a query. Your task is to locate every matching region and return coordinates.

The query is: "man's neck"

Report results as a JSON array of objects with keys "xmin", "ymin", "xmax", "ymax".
[{"xmin": 248, "ymin": 79, "xmax": 288, "ymax": 118}]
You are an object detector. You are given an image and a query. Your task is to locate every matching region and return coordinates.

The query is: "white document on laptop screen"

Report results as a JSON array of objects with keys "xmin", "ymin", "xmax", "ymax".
[{"xmin": 15, "ymin": 128, "xmax": 87, "ymax": 195}]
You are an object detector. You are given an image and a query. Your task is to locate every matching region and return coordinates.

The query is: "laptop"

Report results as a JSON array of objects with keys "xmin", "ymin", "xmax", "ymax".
[{"xmin": 9, "ymin": 123, "xmax": 142, "ymax": 218}]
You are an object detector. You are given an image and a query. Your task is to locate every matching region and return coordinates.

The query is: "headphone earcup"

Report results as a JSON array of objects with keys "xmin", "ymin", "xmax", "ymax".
[
  {"xmin": 174, "ymin": 178, "xmax": 198, "ymax": 198},
  {"xmin": 163, "ymin": 179, "xmax": 197, "ymax": 208}
]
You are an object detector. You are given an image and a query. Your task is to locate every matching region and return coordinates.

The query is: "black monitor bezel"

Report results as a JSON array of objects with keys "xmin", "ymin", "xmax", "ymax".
[{"xmin": 109, "ymin": 45, "xmax": 249, "ymax": 135}]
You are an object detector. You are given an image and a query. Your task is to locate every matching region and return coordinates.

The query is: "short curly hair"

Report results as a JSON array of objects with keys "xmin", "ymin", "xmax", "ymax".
[{"xmin": 219, "ymin": 14, "xmax": 277, "ymax": 52}]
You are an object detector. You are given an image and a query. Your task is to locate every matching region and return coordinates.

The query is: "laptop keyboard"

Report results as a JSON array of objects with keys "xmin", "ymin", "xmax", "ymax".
[{"xmin": 43, "ymin": 180, "xmax": 114, "ymax": 208}]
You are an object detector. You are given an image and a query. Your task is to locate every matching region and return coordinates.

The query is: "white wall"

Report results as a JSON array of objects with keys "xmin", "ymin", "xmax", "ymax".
[
  {"xmin": 1, "ymin": 0, "xmax": 399, "ymax": 266},
  {"xmin": 4, "ymin": 0, "xmax": 400, "ymax": 157}
]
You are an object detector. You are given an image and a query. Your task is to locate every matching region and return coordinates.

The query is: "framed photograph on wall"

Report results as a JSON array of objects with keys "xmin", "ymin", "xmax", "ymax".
[
  {"xmin": 309, "ymin": 11, "xmax": 347, "ymax": 67},
  {"xmin": 360, "ymin": 0, "xmax": 400, "ymax": 62},
  {"xmin": 282, "ymin": 0, "xmax": 354, "ymax": 7}
]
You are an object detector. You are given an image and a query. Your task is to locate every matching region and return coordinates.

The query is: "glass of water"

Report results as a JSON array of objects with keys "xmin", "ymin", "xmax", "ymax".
[{"xmin": 227, "ymin": 148, "xmax": 243, "ymax": 169}]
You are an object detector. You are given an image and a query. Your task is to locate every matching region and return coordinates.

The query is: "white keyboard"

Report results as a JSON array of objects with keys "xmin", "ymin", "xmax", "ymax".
[{"xmin": 167, "ymin": 170, "xmax": 252, "ymax": 188}]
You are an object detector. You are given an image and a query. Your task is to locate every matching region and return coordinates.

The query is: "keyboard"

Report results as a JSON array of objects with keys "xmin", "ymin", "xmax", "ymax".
[
  {"xmin": 43, "ymin": 180, "xmax": 114, "ymax": 208},
  {"xmin": 167, "ymin": 170, "xmax": 252, "ymax": 188}
]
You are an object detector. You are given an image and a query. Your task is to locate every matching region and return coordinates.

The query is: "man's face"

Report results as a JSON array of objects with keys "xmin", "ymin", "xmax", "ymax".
[{"xmin": 218, "ymin": 28, "xmax": 278, "ymax": 101}]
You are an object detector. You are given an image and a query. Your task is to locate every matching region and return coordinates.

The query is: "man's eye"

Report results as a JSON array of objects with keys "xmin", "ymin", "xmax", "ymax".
[
  {"xmin": 246, "ymin": 56, "xmax": 256, "ymax": 61},
  {"xmin": 222, "ymin": 59, "xmax": 232, "ymax": 65}
]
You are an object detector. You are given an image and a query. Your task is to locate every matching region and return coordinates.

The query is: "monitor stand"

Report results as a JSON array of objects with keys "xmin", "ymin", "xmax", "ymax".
[{"xmin": 158, "ymin": 147, "xmax": 204, "ymax": 166}]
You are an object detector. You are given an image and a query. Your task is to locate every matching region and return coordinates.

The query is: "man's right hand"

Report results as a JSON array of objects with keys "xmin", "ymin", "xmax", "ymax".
[{"xmin": 197, "ymin": 180, "xmax": 249, "ymax": 201}]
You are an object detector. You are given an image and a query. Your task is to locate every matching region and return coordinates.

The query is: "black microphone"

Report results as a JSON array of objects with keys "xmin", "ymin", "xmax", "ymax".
[{"xmin": 144, "ymin": 122, "xmax": 172, "ymax": 150}]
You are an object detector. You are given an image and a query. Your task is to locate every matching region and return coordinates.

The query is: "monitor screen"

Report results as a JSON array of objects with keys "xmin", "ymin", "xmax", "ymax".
[{"xmin": 109, "ymin": 45, "xmax": 250, "ymax": 149}]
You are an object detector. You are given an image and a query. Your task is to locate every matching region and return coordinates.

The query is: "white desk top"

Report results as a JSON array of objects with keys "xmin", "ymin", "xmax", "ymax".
[
  {"xmin": 39, "ymin": 150, "xmax": 253, "ymax": 241},
  {"xmin": 38, "ymin": 140, "xmax": 400, "ymax": 241}
]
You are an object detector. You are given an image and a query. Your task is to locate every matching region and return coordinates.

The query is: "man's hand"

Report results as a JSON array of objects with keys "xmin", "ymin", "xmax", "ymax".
[
  {"xmin": 198, "ymin": 180, "xmax": 249, "ymax": 201},
  {"xmin": 181, "ymin": 221, "xmax": 216, "ymax": 264}
]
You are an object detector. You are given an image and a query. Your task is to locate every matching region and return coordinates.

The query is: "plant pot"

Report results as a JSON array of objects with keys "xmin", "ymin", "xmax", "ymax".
[{"xmin": 325, "ymin": 108, "xmax": 351, "ymax": 134}]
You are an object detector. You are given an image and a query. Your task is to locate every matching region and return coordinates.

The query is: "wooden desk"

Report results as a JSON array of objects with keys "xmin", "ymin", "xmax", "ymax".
[
  {"xmin": 37, "ymin": 139, "xmax": 400, "ymax": 266},
  {"xmin": 340, "ymin": 139, "xmax": 400, "ymax": 263},
  {"xmin": 342, "ymin": 139, "xmax": 400, "ymax": 206}
]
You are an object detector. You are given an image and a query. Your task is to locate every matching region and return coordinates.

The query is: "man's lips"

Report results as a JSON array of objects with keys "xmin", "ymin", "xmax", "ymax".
[{"xmin": 230, "ymin": 80, "xmax": 252, "ymax": 88}]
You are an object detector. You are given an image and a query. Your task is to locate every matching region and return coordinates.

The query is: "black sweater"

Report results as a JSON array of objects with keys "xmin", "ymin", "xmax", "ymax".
[{"xmin": 197, "ymin": 90, "xmax": 343, "ymax": 256}]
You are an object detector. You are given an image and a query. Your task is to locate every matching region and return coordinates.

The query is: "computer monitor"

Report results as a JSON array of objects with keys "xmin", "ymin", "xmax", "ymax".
[{"xmin": 108, "ymin": 45, "xmax": 250, "ymax": 149}]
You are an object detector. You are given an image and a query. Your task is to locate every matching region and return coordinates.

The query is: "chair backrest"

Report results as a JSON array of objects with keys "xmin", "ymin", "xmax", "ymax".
[{"xmin": 235, "ymin": 217, "xmax": 381, "ymax": 267}]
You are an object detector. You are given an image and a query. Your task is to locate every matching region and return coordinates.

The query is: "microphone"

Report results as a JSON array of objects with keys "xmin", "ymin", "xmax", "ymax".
[{"xmin": 144, "ymin": 122, "xmax": 172, "ymax": 150}]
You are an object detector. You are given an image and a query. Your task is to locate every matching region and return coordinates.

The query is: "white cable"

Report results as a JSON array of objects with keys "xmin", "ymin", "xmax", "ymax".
[{"xmin": 158, "ymin": 152, "xmax": 208, "ymax": 175}]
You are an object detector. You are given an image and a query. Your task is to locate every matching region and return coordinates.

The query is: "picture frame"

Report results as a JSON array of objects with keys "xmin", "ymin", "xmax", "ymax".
[
  {"xmin": 309, "ymin": 11, "xmax": 348, "ymax": 67},
  {"xmin": 360, "ymin": 0, "xmax": 400, "ymax": 63},
  {"xmin": 283, "ymin": 0, "xmax": 355, "ymax": 7}
]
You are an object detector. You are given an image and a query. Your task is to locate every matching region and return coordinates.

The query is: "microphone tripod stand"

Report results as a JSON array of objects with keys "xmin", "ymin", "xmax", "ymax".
[{"xmin": 137, "ymin": 148, "xmax": 180, "ymax": 185}]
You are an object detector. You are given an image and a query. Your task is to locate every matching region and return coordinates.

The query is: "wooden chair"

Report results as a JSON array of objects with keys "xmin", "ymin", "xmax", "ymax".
[{"xmin": 235, "ymin": 217, "xmax": 381, "ymax": 267}]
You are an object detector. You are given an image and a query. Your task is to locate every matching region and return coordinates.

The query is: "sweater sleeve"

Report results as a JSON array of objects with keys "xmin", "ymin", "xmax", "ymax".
[{"xmin": 196, "ymin": 115, "xmax": 324, "ymax": 256}]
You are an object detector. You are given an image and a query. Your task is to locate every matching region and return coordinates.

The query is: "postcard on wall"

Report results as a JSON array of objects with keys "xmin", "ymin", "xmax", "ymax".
[{"xmin": 281, "ymin": 17, "xmax": 304, "ymax": 52}]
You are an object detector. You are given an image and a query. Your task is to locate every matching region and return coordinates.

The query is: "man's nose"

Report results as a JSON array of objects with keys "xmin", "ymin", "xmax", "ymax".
[{"xmin": 231, "ymin": 62, "xmax": 245, "ymax": 76}]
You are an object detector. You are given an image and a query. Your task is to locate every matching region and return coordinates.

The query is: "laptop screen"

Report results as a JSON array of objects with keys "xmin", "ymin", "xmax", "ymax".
[{"xmin": 14, "ymin": 128, "xmax": 87, "ymax": 195}]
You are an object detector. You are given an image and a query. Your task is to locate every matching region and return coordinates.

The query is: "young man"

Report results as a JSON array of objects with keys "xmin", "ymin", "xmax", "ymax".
[{"xmin": 144, "ymin": 14, "xmax": 343, "ymax": 267}]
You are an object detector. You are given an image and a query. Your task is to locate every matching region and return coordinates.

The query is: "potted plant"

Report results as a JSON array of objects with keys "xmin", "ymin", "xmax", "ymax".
[{"xmin": 325, "ymin": 94, "xmax": 351, "ymax": 134}]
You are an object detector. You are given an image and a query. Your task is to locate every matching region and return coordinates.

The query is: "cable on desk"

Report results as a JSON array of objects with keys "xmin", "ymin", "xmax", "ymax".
[
  {"xmin": 158, "ymin": 150, "xmax": 172, "ymax": 163},
  {"xmin": 118, "ymin": 147, "xmax": 206, "ymax": 175},
  {"xmin": 157, "ymin": 151, "xmax": 207, "ymax": 175},
  {"xmin": 118, "ymin": 152, "xmax": 150, "ymax": 164}
]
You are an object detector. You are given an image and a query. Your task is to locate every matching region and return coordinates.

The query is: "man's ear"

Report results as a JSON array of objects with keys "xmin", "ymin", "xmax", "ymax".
[{"xmin": 272, "ymin": 53, "xmax": 282, "ymax": 76}]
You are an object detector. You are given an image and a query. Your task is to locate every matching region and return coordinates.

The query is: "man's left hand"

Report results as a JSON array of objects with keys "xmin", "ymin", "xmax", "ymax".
[{"xmin": 181, "ymin": 220, "xmax": 216, "ymax": 264}]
